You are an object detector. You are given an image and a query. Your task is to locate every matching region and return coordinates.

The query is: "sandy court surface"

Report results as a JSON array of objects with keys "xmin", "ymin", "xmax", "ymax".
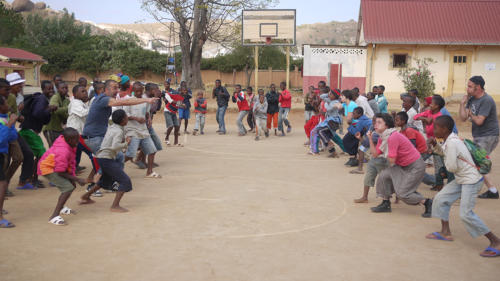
[{"xmin": 2, "ymin": 112, "xmax": 500, "ymax": 281}]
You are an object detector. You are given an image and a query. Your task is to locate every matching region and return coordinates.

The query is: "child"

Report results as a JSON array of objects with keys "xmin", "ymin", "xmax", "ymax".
[
  {"xmin": 38, "ymin": 128, "xmax": 86, "ymax": 225},
  {"xmin": 193, "ymin": 91, "xmax": 207, "ymax": 136},
  {"xmin": 80, "ymin": 109, "xmax": 132, "ymax": 212},
  {"xmin": 246, "ymin": 87, "xmax": 257, "ymax": 132},
  {"xmin": 278, "ymin": 82, "xmax": 292, "ymax": 136},
  {"xmin": 0, "ymin": 96, "xmax": 19, "ymax": 228},
  {"xmin": 367, "ymin": 92, "xmax": 380, "ymax": 115},
  {"xmin": 178, "ymin": 84, "xmax": 192, "ymax": 134},
  {"xmin": 376, "ymin": 85, "xmax": 388, "ymax": 113},
  {"xmin": 163, "ymin": 86, "xmax": 186, "ymax": 146},
  {"xmin": 18, "ymin": 80, "xmax": 57, "ymax": 189},
  {"xmin": 253, "ymin": 90, "xmax": 268, "ymax": 141},
  {"xmin": 124, "ymin": 82, "xmax": 160, "ymax": 178},
  {"xmin": 304, "ymin": 106, "xmax": 323, "ymax": 146},
  {"xmin": 266, "ymin": 84, "xmax": 280, "ymax": 135},
  {"xmin": 232, "ymin": 84, "xmax": 250, "ymax": 136},
  {"xmin": 402, "ymin": 95, "xmax": 424, "ymax": 134},
  {"xmin": 304, "ymin": 86, "xmax": 315, "ymax": 123},
  {"xmin": 428, "ymin": 115, "xmax": 500, "ymax": 258},
  {"xmin": 415, "ymin": 95, "xmax": 455, "ymax": 190},
  {"xmin": 320, "ymin": 88, "xmax": 343, "ymax": 119},
  {"xmin": 343, "ymin": 107, "xmax": 372, "ymax": 167},
  {"xmin": 43, "ymin": 82, "xmax": 70, "ymax": 147}
]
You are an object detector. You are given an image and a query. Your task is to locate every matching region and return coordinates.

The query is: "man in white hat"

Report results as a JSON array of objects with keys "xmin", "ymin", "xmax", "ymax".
[{"xmin": 6, "ymin": 73, "xmax": 25, "ymax": 107}]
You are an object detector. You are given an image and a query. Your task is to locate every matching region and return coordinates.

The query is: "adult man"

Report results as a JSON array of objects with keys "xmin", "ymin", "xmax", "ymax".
[
  {"xmin": 82, "ymin": 80, "xmax": 157, "ymax": 156},
  {"xmin": 459, "ymin": 76, "xmax": 500, "ymax": 199},
  {"xmin": 52, "ymin": 74, "xmax": 63, "ymax": 94},
  {"xmin": 212, "ymin": 79, "xmax": 230, "ymax": 134}
]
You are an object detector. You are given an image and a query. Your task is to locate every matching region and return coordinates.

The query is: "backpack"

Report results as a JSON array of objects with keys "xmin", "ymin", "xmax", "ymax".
[{"xmin": 462, "ymin": 139, "xmax": 492, "ymax": 175}]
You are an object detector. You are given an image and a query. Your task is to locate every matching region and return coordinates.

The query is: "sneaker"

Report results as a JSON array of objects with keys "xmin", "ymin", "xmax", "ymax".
[
  {"xmin": 279, "ymin": 131, "xmax": 285, "ymax": 137},
  {"xmin": 371, "ymin": 200, "xmax": 391, "ymax": 213},
  {"xmin": 348, "ymin": 159, "xmax": 360, "ymax": 167},
  {"xmin": 422, "ymin": 199, "xmax": 432, "ymax": 218},
  {"xmin": 345, "ymin": 158, "xmax": 355, "ymax": 166},
  {"xmin": 478, "ymin": 190, "xmax": 499, "ymax": 199},
  {"xmin": 255, "ymin": 136, "xmax": 260, "ymax": 141},
  {"xmin": 287, "ymin": 126, "xmax": 292, "ymax": 133},
  {"xmin": 5, "ymin": 190, "xmax": 14, "ymax": 197},
  {"xmin": 265, "ymin": 131, "xmax": 269, "ymax": 138}
]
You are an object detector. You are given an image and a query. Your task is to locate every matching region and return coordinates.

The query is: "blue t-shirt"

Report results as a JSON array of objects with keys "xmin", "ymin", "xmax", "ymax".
[
  {"xmin": 82, "ymin": 94, "xmax": 111, "ymax": 138},
  {"xmin": 377, "ymin": 94, "xmax": 388, "ymax": 113},
  {"xmin": 343, "ymin": 101, "xmax": 358, "ymax": 117}
]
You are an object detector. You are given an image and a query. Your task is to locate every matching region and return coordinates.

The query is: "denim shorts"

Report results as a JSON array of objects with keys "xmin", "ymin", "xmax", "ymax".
[
  {"xmin": 178, "ymin": 108, "xmax": 190, "ymax": 119},
  {"xmin": 125, "ymin": 136, "xmax": 157, "ymax": 158},
  {"xmin": 164, "ymin": 111, "xmax": 179, "ymax": 128},
  {"xmin": 84, "ymin": 136, "xmax": 104, "ymax": 154}
]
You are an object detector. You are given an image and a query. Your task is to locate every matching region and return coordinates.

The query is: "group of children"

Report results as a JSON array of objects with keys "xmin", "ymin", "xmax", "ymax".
[
  {"xmin": 302, "ymin": 77, "xmax": 500, "ymax": 258},
  {"xmin": 0, "ymin": 73, "xmax": 161, "ymax": 227}
]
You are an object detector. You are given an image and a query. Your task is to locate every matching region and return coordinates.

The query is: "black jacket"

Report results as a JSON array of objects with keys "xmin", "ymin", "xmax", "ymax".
[
  {"xmin": 20, "ymin": 92, "xmax": 51, "ymax": 133},
  {"xmin": 266, "ymin": 91, "xmax": 280, "ymax": 114},
  {"xmin": 213, "ymin": 86, "xmax": 230, "ymax": 107}
]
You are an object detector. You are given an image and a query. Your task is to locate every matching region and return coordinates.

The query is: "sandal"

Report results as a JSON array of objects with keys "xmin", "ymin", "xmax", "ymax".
[
  {"xmin": 49, "ymin": 216, "xmax": 66, "ymax": 226},
  {"xmin": 165, "ymin": 140, "xmax": 171, "ymax": 145},
  {"xmin": 60, "ymin": 206, "xmax": 77, "ymax": 215},
  {"xmin": 480, "ymin": 247, "xmax": 500, "ymax": 257},
  {"xmin": 16, "ymin": 183, "xmax": 35, "ymax": 190},
  {"xmin": 174, "ymin": 143, "xmax": 184, "ymax": 147},
  {"xmin": 145, "ymin": 172, "xmax": 162, "ymax": 179},
  {"xmin": 0, "ymin": 219, "xmax": 15, "ymax": 228},
  {"xmin": 426, "ymin": 232, "xmax": 454, "ymax": 242}
]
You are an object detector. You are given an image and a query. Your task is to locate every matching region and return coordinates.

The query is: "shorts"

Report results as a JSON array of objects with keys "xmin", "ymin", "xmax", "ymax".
[
  {"xmin": 84, "ymin": 136, "xmax": 104, "ymax": 154},
  {"xmin": 45, "ymin": 173, "xmax": 75, "ymax": 193},
  {"xmin": 125, "ymin": 136, "xmax": 157, "ymax": 158},
  {"xmin": 178, "ymin": 108, "xmax": 190, "ymax": 119},
  {"xmin": 97, "ymin": 158, "xmax": 132, "ymax": 192},
  {"xmin": 164, "ymin": 111, "xmax": 179, "ymax": 128},
  {"xmin": 148, "ymin": 126, "xmax": 163, "ymax": 151},
  {"xmin": 18, "ymin": 129, "xmax": 46, "ymax": 158},
  {"xmin": 0, "ymin": 153, "xmax": 7, "ymax": 181},
  {"xmin": 474, "ymin": 136, "xmax": 499, "ymax": 155}
]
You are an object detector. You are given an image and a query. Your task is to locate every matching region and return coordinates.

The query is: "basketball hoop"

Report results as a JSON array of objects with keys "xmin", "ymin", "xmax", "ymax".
[{"xmin": 265, "ymin": 37, "xmax": 272, "ymax": 45}]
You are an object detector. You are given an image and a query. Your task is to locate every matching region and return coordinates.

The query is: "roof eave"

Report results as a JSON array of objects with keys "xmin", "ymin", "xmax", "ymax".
[{"xmin": 365, "ymin": 41, "xmax": 500, "ymax": 46}]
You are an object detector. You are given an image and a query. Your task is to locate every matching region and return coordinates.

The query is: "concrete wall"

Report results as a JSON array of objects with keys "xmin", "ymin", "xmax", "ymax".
[
  {"xmin": 41, "ymin": 68, "xmax": 303, "ymax": 89},
  {"xmin": 303, "ymin": 45, "xmax": 367, "ymax": 93},
  {"xmin": 366, "ymin": 44, "xmax": 500, "ymax": 100}
]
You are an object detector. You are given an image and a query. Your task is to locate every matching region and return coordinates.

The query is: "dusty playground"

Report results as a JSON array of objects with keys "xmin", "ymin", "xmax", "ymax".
[{"xmin": 2, "ymin": 111, "xmax": 500, "ymax": 281}]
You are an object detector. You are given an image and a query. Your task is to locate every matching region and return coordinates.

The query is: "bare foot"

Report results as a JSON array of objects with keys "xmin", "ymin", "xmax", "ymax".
[
  {"xmin": 110, "ymin": 206, "xmax": 129, "ymax": 213},
  {"xmin": 79, "ymin": 198, "xmax": 95, "ymax": 205},
  {"xmin": 354, "ymin": 198, "xmax": 369, "ymax": 203}
]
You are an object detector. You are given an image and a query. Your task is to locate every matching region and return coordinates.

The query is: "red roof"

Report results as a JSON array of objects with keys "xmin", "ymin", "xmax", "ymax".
[
  {"xmin": 360, "ymin": 0, "xmax": 500, "ymax": 45},
  {"xmin": 0, "ymin": 47, "xmax": 45, "ymax": 62},
  {"xmin": 0, "ymin": 61, "xmax": 26, "ymax": 69}
]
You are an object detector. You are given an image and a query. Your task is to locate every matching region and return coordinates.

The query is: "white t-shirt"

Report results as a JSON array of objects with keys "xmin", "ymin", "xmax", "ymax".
[
  {"xmin": 356, "ymin": 95, "xmax": 375, "ymax": 118},
  {"xmin": 67, "ymin": 98, "xmax": 89, "ymax": 134}
]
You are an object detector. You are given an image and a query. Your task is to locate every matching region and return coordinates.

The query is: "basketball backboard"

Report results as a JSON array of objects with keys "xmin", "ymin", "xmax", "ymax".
[{"xmin": 242, "ymin": 9, "xmax": 296, "ymax": 46}]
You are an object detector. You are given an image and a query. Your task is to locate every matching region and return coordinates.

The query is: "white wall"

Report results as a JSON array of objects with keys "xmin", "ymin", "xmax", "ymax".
[{"xmin": 303, "ymin": 45, "xmax": 367, "ymax": 77}]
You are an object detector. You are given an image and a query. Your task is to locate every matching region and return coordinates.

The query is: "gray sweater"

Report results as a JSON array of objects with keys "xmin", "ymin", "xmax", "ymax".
[
  {"xmin": 96, "ymin": 123, "xmax": 127, "ymax": 159},
  {"xmin": 253, "ymin": 99, "xmax": 268, "ymax": 119}
]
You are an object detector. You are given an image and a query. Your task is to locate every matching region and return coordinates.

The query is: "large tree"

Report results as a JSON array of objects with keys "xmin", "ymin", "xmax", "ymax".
[{"xmin": 142, "ymin": 0, "xmax": 274, "ymax": 89}]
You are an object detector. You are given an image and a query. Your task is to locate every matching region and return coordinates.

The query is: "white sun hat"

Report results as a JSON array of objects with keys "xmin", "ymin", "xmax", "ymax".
[{"xmin": 6, "ymin": 72, "xmax": 26, "ymax": 86}]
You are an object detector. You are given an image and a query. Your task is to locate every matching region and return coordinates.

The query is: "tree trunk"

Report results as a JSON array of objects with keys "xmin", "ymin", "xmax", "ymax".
[{"xmin": 244, "ymin": 65, "xmax": 253, "ymax": 88}]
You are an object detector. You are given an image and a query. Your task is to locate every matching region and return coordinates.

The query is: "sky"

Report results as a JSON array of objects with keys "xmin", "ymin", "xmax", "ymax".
[{"xmin": 9, "ymin": 0, "xmax": 360, "ymax": 25}]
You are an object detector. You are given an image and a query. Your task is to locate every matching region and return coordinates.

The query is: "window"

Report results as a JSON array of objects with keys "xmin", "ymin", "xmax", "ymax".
[
  {"xmin": 453, "ymin": 55, "xmax": 467, "ymax": 64},
  {"xmin": 393, "ymin": 54, "xmax": 408, "ymax": 68}
]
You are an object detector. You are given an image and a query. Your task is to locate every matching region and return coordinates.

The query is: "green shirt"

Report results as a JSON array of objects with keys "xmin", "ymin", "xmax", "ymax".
[
  {"xmin": 7, "ymin": 94, "xmax": 17, "ymax": 115},
  {"xmin": 44, "ymin": 93, "xmax": 69, "ymax": 132}
]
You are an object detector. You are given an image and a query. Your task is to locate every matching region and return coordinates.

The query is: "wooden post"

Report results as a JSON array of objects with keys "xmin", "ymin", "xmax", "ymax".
[
  {"xmin": 286, "ymin": 46, "xmax": 290, "ymax": 89},
  {"xmin": 254, "ymin": 46, "xmax": 259, "ymax": 89}
]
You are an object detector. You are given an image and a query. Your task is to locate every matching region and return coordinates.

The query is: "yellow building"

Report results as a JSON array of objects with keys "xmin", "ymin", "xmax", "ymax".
[
  {"xmin": 357, "ymin": 0, "xmax": 500, "ymax": 100},
  {"xmin": 0, "ymin": 47, "xmax": 46, "ymax": 87}
]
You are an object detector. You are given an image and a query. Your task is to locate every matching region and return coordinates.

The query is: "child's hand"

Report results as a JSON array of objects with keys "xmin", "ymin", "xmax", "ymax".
[
  {"xmin": 366, "ymin": 130, "xmax": 372, "ymax": 140},
  {"xmin": 7, "ymin": 114, "xmax": 18, "ymax": 127},
  {"xmin": 126, "ymin": 136, "xmax": 131, "ymax": 145},
  {"xmin": 136, "ymin": 117, "xmax": 146, "ymax": 124},
  {"xmin": 427, "ymin": 137, "xmax": 437, "ymax": 147},
  {"xmin": 48, "ymin": 105, "xmax": 58, "ymax": 112}
]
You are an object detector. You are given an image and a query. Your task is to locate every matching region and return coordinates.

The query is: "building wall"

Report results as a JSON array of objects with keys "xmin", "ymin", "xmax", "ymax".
[
  {"xmin": 367, "ymin": 44, "xmax": 500, "ymax": 99},
  {"xmin": 303, "ymin": 45, "xmax": 367, "ymax": 93}
]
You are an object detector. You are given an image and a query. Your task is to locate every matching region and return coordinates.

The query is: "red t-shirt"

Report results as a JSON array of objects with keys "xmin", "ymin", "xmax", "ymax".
[
  {"xmin": 164, "ymin": 94, "xmax": 184, "ymax": 113},
  {"xmin": 234, "ymin": 91, "xmax": 250, "ymax": 111},
  {"xmin": 376, "ymin": 132, "xmax": 421, "ymax": 166},
  {"xmin": 400, "ymin": 127, "xmax": 427, "ymax": 154},
  {"xmin": 279, "ymin": 89, "xmax": 292, "ymax": 108},
  {"xmin": 414, "ymin": 109, "xmax": 442, "ymax": 138}
]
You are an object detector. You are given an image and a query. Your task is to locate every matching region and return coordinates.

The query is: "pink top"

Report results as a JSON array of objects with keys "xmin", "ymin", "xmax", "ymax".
[
  {"xmin": 414, "ymin": 109, "xmax": 442, "ymax": 138},
  {"xmin": 376, "ymin": 132, "xmax": 421, "ymax": 167}
]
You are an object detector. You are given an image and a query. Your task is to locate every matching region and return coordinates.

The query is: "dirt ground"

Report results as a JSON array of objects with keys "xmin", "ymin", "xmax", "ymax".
[{"xmin": 2, "ymin": 111, "xmax": 500, "ymax": 281}]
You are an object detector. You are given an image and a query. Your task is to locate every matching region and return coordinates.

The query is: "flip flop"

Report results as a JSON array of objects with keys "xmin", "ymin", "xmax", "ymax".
[
  {"xmin": 48, "ymin": 216, "xmax": 66, "ymax": 226},
  {"xmin": 16, "ymin": 183, "xmax": 35, "ymax": 190},
  {"xmin": 145, "ymin": 172, "xmax": 162, "ymax": 179},
  {"xmin": 426, "ymin": 232, "xmax": 454, "ymax": 242},
  {"xmin": 480, "ymin": 247, "xmax": 500, "ymax": 257},
  {"xmin": 0, "ymin": 219, "xmax": 15, "ymax": 228},
  {"xmin": 60, "ymin": 206, "xmax": 77, "ymax": 215}
]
